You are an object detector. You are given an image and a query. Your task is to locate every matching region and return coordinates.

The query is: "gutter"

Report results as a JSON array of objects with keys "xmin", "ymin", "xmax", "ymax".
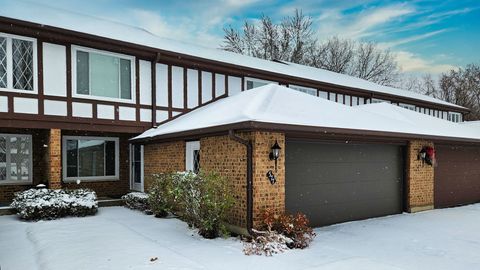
[{"xmin": 228, "ymin": 130, "xmax": 254, "ymax": 236}]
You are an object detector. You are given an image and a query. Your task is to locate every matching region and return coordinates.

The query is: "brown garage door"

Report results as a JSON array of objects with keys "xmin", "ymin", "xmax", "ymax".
[
  {"xmin": 286, "ymin": 140, "xmax": 404, "ymax": 227},
  {"xmin": 435, "ymin": 145, "xmax": 480, "ymax": 208}
]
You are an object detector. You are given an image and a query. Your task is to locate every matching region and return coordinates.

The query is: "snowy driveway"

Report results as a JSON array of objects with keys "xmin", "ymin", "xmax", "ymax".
[{"xmin": 1, "ymin": 205, "xmax": 480, "ymax": 270}]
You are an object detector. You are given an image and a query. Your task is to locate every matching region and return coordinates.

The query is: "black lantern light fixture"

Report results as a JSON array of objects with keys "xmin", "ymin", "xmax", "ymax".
[{"xmin": 269, "ymin": 140, "xmax": 281, "ymax": 171}]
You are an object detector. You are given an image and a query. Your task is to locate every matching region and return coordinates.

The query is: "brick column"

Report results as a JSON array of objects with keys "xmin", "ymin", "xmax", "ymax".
[
  {"xmin": 251, "ymin": 132, "xmax": 286, "ymax": 228},
  {"xmin": 47, "ymin": 129, "xmax": 62, "ymax": 189},
  {"xmin": 406, "ymin": 140, "xmax": 434, "ymax": 212}
]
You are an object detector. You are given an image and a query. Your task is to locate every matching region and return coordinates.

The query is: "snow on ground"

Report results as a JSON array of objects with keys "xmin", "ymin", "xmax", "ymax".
[{"xmin": 1, "ymin": 205, "xmax": 480, "ymax": 270}]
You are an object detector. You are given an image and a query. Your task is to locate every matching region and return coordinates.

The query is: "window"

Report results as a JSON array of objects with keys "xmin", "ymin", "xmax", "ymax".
[
  {"xmin": 185, "ymin": 141, "xmax": 200, "ymax": 174},
  {"xmin": 337, "ymin": 94, "xmax": 344, "ymax": 104},
  {"xmin": 352, "ymin": 96, "xmax": 359, "ymax": 106},
  {"xmin": 371, "ymin": 98, "xmax": 389, "ymax": 104},
  {"xmin": 63, "ymin": 136, "xmax": 119, "ymax": 181},
  {"xmin": 0, "ymin": 134, "xmax": 32, "ymax": 184},
  {"xmin": 318, "ymin": 91, "xmax": 328, "ymax": 99},
  {"xmin": 399, "ymin": 103, "xmax": 415, "ymax": 111},
  {"xmin": 289, "ymin": 85, "xmax": 317, "ymax": 96},
  {"xmin": 245, "ymin": 77, "xmax": 277, "ymax": 90},
  {"xmin": 448, "ymin": 112, "xmax": 462, "ymax": 123},
  {"xmin": 328, "ymin": 93, "xmax": 336, "ymax": 102},
  {"xmin": 73, "ymin": 46, "xmax": 134, "ymax": 102},
  {"xmin": 0, "ymin": 33, "xmax": 37, "ymax": 92}
]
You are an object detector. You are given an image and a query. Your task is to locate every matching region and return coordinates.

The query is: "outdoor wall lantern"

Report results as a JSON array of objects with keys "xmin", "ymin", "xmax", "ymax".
[
  {"xmin": 269, "ymin": 140, "xmax": 281, "ymax": 172},
  {"xmin": 418, "ymin": 146, "xmax": 436, "ymax": 166}
]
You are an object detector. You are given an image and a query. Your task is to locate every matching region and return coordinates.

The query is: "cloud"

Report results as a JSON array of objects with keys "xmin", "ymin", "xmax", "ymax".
[
  {"xmin": 395, "ymin": 51, "xmax": 456, "ymax": 74},
  {"xmin": 382, "ymin": 29, "xmax": 450, "ymax": 48},
  {"xmin": 314, "ymin": 3, "xmax": 415, "ymax": 40}
]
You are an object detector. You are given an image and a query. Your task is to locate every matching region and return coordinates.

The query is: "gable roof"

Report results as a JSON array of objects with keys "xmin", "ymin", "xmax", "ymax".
[
  {"xmin": 132, "ymin": 84, "xmax": 480, "ymax": 143},
  {"xmin": 0, "ymin": 0, "xmax": 466, "ymax": 111}
]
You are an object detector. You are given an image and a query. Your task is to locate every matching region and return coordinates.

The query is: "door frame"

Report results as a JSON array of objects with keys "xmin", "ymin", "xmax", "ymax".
[{"xmin": 129, "ymin": 144, "xmax": 144, "ymax": 192}]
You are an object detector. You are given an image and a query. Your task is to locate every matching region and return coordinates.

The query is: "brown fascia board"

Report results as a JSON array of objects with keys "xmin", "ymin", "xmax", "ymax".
[
  {"xmin": 0, "ymin": 16, "xmax": 469, "ymax": 114},
  {"xmin": 130, "ymin": 120, "xmax": 480, "ymax": 145}
]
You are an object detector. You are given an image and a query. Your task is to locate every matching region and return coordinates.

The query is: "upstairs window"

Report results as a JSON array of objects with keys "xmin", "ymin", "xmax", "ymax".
[
  {"xmin": 0, "ymin": 134, "xmax": 32, "ymax": 184},
  {"xmin": 448, "ymin": 112, "xmax": 462, "ymax": 123},
  {"xmin": 0, "ymin": 33, "xmax": 36, "ymax": 92},
  {"xmin": 73, "ymin": 46, "xmax": 134, "ymax": 101},
  {"xmin": 399, "ymin": 103, "xmax": 415, "ymax": 111},
  {"xmin": 245, "ymin": 77, "xmax": 277, "ymax": 90},
  {"xmin": 289, "ymin": 85, "xmax": 317, "ymax": 96}
]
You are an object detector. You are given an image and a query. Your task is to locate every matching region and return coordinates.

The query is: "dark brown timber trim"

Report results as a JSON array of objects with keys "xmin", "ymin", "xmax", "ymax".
[
  {"xmin": 135, "ymin": 58, "xmax": 140, "ymax": 122},
  {"xmin": 37, "ymin": 39, "xmax": 44, "ymax": 115}
]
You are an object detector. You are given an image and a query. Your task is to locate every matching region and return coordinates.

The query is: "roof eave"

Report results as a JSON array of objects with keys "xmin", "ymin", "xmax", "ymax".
[{"xmin": 131, "ymin": 121, "xmax": 480, "ymax": 145}]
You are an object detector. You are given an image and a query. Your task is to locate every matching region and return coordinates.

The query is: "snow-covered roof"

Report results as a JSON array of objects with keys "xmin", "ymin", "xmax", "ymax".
[
  {"xmin": 0, "ymin": 1, "xmax": 465, "ymax": 110},
  {"xmin": 133, "ymin": 84, "xmax": 480, "ymax": 142}
]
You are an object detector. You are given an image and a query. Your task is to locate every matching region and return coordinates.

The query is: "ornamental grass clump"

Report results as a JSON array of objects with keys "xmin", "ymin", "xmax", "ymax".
[
  {"xmin": 11, "ymin": 188, "xmax": 98, "ymax": 221},
  {"xmin": 147, "ymin": 171, "xmax": 233, "ymax": 239}
]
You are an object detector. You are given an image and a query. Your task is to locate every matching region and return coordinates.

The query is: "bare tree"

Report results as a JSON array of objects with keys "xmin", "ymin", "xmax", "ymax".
[
  {"xmin": 439, "ymin": 64, "xmax": 480, "ymax": 120},
  {"xmin": 222, "ymin": 10, "xmax": 400, "ymax": 86}
]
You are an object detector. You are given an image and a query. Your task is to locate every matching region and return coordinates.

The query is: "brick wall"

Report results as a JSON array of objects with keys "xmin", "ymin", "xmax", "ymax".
[
  {"xmin": 251, "ymin": 132, "xmax": 285, "ymax": 227},
  {"xmin": 406, "ymin": 140, "xmax": 434, "ymax": 212},
  {"xmin": 143, "ymin": 141, "xmax": 185, "ymax": 191},
  {"xmin": 200, "ymin": 133, "xmax": 251, "ymax": 227},
  {"xmin": 47, "ymin": 129, "xmax": 62, "ymax": 189},
  {"xmin": 200, "ymin": 131, "xmax": 286, "ymax": 228}
]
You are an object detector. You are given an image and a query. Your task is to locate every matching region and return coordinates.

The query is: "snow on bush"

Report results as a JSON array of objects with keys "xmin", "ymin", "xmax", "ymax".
[
  {"xmin": 10, "ymin": 188, "xmax": 98, "ymax": 220},
  {"xmin": 243, "ymin": 229, "xmax": 293, "ymax": 256},
  {"xmin": 122, "ymin": 192, "xmax": 151, "ymax": 213}
]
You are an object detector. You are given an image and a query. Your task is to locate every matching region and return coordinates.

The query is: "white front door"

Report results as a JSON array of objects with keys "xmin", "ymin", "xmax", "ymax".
[{"xmin": 130, "ymin": 144, "xmax": 144, "ymax": 192}]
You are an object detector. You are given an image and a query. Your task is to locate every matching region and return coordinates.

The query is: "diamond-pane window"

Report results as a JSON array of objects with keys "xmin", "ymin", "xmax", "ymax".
[
  {"xmin": 12, "ymin": 39, "xmax": 34, "ymax": 90},
  {"xmin": 0, "ymin": 37, "xmax": 6, "ymax": 88},
  {"xmin": 0, "ymin": 134, "xmax": 32, "ymax": 184}
]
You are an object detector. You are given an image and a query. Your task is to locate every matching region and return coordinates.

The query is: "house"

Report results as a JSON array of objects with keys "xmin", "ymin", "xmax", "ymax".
[{"xmin": 0, "ymin": 3, "xmax": 479, "ymax": 231}]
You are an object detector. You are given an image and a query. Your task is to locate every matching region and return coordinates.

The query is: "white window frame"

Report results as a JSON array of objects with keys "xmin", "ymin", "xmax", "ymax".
[
  {"xmin": 244, "ymin": 77, "xmax": 277, "ymax": 90},
  {"xmin": 318, "ymin": 91, "xmax": 328, "ymax": 100},
  {"xmin": 185, "ymin": 141, "xmax": 200, "ymax": 172},
  {"xmin": 62, "ymin": 136, "xmax": 120, "ymax": 182},
  {"xmin": 129, "ymin": 144, "xmax": 144, "ymax": 192},
  {"xmin": 0, "ymin": 133, "xmax": 33, "ymax": 185},
  {"xmin": 0, "ymin": 32, "xmax": 38, "ymax": 94},
  {"xmin": 448, "ymin": 112, "xmax": 462, "ymax": 123},
  {"xmin": 71, "ymin": 45, "xmax": 136, "ymax": 104},
  {"xmin": 399, "ymin": 103, "xmax": 415, "ymax": 111},
  {"xmin": 289, "ymin": 84, "xmax": 317, "ymax": 96}
]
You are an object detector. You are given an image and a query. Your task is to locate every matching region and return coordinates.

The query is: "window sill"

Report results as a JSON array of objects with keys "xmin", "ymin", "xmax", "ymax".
[
  {"xmin": 72, "ymin": 93, "xmax": 135, "ymax": 104},
  {"xmin": 0, "ymin": 87, "xmax": 38, "ymax": 95},
  {"xmin": 63, "ymin": 178, "xmax": 119, "ymax": 183},
  {"xmin": 0, "ymin": 181, "xmax": 33, "ymax": 186}
]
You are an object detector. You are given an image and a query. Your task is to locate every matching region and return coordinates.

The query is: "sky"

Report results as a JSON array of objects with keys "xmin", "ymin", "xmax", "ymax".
[{"xmin": 12, "ymin": 0, "xmax": 480, "ymax": 75}]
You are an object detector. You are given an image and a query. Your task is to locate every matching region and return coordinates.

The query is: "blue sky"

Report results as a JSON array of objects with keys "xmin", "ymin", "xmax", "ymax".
[{"xmin": 23, "ymin": 0, "xmax": 480, "ymax": 75}]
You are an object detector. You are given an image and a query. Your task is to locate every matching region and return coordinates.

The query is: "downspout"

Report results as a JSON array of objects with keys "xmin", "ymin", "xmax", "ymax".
[{"xmin": 228, "ymin": 130, "xmax": 254, "ymax": 236}]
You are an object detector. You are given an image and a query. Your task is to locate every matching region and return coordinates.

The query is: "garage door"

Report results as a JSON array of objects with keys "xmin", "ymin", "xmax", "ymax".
[
  {"xmin": 435, "ymin": 145, "xmax": 480, "ymax": 208},
  {"xmin": 286, "ymin": 140, "xmax": 404, "ymax": 227}
]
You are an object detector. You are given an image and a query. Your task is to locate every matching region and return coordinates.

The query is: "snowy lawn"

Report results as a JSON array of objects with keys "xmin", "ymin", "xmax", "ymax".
[{"xmin": 1, "ymin": 205, "xmax": 480, "ymax": 270}]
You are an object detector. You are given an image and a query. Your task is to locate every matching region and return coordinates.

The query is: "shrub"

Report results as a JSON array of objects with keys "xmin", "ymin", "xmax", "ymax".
[
  {"xmin": 122, "ymin": 192, "xmax": 150, "ymax": 213},
  {"xmin": 261, "ymin": 209, "xmax": 316, "ymax": 249},
  {"xmin": 243, "ymin": 229, "xmax": 292, "ymax": 256},
  {"xmin": 11, "ymin": 188, "xmax": 98, "ymax": 221},
  {"xmin": 148, "ymin": 171, "xmax": 233, "ymax": 238}
]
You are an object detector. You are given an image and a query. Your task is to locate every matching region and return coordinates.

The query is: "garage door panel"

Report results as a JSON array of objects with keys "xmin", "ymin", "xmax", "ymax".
[
  {"xmin": 435, "ymin": 145, "xmax": 480, "ymax": 208},
  {"xmin": 291, "ymin": 196, "xmax": 401, "ymax": 227},
  {"xmin": 287, "ymin": 162, "xmax": 401, "ymax": 185},
  {"xmin": 286, "ymin": 141, "xmax": 403, "ymax": 227},
  {"xmin": 287, "ymin": 180, "xmax": 401, "ymax": 206}
]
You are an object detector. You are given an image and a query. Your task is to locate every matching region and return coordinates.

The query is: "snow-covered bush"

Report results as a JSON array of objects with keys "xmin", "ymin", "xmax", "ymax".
[
  {"xmin": 259, "ymin": 209, "xmax": 316, "ymax": 249},
  {"xmin": 10, "ymin": 188, "xmax": 98, "ymax": 220},
  {"xmin": 148, "ymin": 171, "xmax": 233, "ymax": 238},
  {"xmin": 122, "ymin": 192, "xmax": 150, "ymax": 213},
  {"xmin": 243, "ymin": 229, "xmax": 292, "ymax": 256}
]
